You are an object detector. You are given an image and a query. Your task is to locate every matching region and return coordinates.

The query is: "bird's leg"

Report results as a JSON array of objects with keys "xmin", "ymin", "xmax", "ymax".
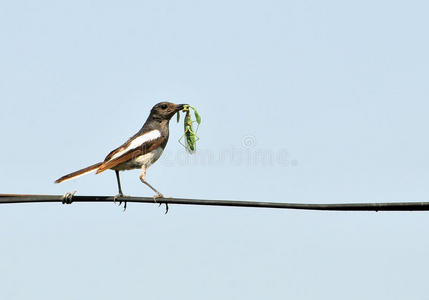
[
  {"xmin": 114, "ymin": 170, "xmax": 127, "ymax": 211},
  {"xmin": 140, "ymin": 167, "xmax": 168, "ymax": 213},
  {"xmin": 115, "ymin": 170, "xmax": 123, "ymax": 196},
  {"xmin": 143, "ymin": 180, "xmax": 164, "ymax": 198}
]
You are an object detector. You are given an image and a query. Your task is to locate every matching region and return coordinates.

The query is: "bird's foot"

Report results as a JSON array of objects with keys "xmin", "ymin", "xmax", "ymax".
[
  {"xmin": 114, "ymin": 193, "xmax": 128, "ymax": 211},
  {"xmin": 153, "ymin": 193, "xmax": 169, "ymax": 214},
  {"xmin": 152, "ymin": 193, "xmax": 164, "ymax": 203},
  {"xmin": 114, "ymin": 193, "xmax": 124, "ymax": 203},
  {"xmin": 62, "ymin": 190, "xmax": 77, "ymax": 204}
]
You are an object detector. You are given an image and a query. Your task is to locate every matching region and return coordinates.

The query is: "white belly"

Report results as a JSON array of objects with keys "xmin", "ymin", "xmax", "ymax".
[{"xmin": 113, "ymin": 147, "xmax": 164, "ymax": 171}]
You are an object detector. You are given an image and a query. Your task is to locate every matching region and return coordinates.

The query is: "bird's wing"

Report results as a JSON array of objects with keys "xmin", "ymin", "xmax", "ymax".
[{"xmin": 96, "ymin": 129, "xmax": 163, "ymax": 173}]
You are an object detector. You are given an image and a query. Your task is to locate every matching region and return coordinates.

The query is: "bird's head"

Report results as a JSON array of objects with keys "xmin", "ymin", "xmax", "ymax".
[{"xmin": 150, "ymin": 102, "xmax": 186, "ymax": 121}]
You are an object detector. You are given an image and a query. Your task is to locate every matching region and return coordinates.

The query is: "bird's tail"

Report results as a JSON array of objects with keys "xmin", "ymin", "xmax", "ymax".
[{"xmin": 54, "ymin": 162, "xmax": 103, "ymax": 183}]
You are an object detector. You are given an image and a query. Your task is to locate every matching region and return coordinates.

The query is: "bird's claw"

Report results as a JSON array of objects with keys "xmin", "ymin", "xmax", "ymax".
[
  {"xmin": 113, "ymin": 193, "xmax": 124, "ymax": 203},
  {"xmin": 114, "ymin": 194, "xmax": 127, "ymax": 211},
  {"xmin": 153, "ymin": 193, "xmax": 168, "ymax": 214}
]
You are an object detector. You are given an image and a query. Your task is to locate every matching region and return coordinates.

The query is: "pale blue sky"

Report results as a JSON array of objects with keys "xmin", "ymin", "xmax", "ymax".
[{"xmin": 1, "ymin": 0, "xmax": 429, "ymax": 299}]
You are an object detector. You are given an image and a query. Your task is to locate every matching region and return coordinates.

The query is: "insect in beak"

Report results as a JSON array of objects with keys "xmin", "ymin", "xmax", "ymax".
[
  {"xmin": 176, "ymin": 104, "xmax": 187, "ymax": 112},
  {"xmin": 178, "ymin": 105, "xmax": 201, "ymax": 154}
]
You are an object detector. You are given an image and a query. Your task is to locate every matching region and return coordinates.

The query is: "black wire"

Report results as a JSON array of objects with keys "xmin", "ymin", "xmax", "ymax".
[{"xmin": 1, "ymin": 194, "xmax": 429, "ymax": 211}]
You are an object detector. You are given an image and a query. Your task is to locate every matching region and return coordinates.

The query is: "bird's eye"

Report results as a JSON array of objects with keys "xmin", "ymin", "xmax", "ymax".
[{"xmin": 161, "ymin": 104, "xmax": 168, "ymax": 109}]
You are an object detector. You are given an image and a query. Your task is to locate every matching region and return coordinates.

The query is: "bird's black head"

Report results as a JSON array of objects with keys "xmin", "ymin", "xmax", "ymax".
[{"xmin": 150, "ymin": 102, "xmax": 186, "ymax": 121}]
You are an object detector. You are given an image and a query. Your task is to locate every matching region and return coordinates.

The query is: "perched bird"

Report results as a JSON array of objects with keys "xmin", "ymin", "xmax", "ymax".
[{"xmin": 55, "ymin": 102, "xmax": 186, "ymax": 211}]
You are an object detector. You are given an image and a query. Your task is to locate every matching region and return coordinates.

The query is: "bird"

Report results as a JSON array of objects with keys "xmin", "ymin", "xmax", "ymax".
[{"xmin": 55, "ymin": 102, "xmax": 186, "ymax": 211}]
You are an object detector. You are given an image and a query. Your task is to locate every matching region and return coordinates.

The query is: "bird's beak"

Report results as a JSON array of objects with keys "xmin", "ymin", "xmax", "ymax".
[{"xmin": 175, "ymin": 104, "xmax": 187, "ymax": 112}]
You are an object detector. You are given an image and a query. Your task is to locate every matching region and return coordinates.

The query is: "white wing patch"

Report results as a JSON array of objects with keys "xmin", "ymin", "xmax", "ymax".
[{"xmin": 110, "ymin": 129, "xmax": 161, "ymax": 161}]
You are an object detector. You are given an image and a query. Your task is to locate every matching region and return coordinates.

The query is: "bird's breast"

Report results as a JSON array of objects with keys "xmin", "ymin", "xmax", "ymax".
[{"xmin": 113, "ymin": 147, "xmax": 164, "ymax": 171}]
